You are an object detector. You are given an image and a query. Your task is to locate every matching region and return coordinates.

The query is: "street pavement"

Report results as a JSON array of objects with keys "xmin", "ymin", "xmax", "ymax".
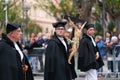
[
  {"xmin": 34, "ymin": 75, "xmax": 120, "ymax": 80},
  {"xmin": 31, "ymin": 54, "xmax": 120, "ymax": 80},
  {"xmin": 34, "ymin": 76, "xmax": 85, "ymax": 80},
  {"xmin": 34, "ymin": 60, "xmax": 120, "ymax": 80}
]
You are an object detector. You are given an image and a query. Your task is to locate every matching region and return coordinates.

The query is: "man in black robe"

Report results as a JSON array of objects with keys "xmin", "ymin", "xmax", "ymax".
[
  {"xmin": 44, "ymin": 21, "xmax": 72, "ymax": 80},
  {"xmin": 0, "ymin": 23, "xmax": 34, "ymax": 80},
  {"xmin": 78, "ymin": 24, "xmax": 104, "ymax": 80}
]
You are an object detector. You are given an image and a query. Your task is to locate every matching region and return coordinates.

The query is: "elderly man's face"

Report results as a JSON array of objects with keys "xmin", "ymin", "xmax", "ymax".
[{"xmin": 11, "ymin": 28, "xmax": 22, "ymax": 42}]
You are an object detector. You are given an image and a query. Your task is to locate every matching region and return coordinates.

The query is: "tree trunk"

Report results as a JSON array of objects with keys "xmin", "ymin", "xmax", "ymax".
[
  {"xmin": 115, "ymin": 16, "xmax": 120, "ymax": 34},
  {"xmin": 75, "ymin": 0, "xmax": 96, "ymax": 21}
]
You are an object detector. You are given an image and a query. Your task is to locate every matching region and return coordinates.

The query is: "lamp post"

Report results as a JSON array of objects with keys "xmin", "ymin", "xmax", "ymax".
[
  {"xmin": 91, "ymin": 6, "xmax": 96, "ymax": 23},
  {"xmin": 24, "ymin": 2, "xmax": 30, "ymax": 40},
  {"xmin": 102, "ymin": 1, "xmax": 106, "ymax": 40},
  {"xmin": 2, "ymin": 0, "xmax": 9, "ymax": 26},
  {"xmin": 5, "ymin": 0, "xmax": 8, "ymax": 26},
  {"xmin": 21, "ymin": 0, "xmax": 25, "ymax": 45},
  {"xmin": 22, "ymin": 0, "xmax": 30, "ymax": 44},
  {"xmin": 91, "ymin": 7, "xmax": 96, "ymax": 13},
  {"xmin": 99, "ymin": 0, "xmax": 106, "ymax": 39}
]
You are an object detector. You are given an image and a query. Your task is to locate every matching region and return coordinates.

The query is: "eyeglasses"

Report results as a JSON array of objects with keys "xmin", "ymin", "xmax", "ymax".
[{"xmin": 56, "ymin": 27, "xmax": 65, "ymax": 30}]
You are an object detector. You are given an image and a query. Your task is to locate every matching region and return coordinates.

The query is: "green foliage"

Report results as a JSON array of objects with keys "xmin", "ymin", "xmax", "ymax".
[
  {"xmin": 0, "ymin": 1, "xmax": 22, "ymax": 31},
  {"xmin": 92, "ymin": 0, "xmax": 120, "ymax": 34},
  {"xmin": 36, "ymin": 0, "xmax": 77, "ymax": 20},
  {"xmin": 94, "ymin": 21, "xmax": 103, "ymax": 35},
  {"xmin": 60, "ymin": 0, "xmax": 76, "ymax": 15},
  {"xmin": 0, "ymin": 1, "xmax": 42, "ymax": 35},
  {"xmin": 95, "ymin": 0, "xmax": 120, "ymax": 18},
  {"xmin": 0, "ymin": 2, "xmax": 5, "ymax": 21},
  {"xmin": 28, "ymin": 21, "xmax": 42, "ymax": 35},
  {"xmin": 105, "ymin": 0, "xmax": 120, "ymax": 9},
  {"xmin": 104, "ymin": 0, "xmax": 120, "ymax": 17},
  {"xmin": 93, "ymin": 3, "xmax": 102, "ymax": 17},
  {"xmin": 8, "ymin": 2, "xmax": 22, "ymax": 23},
  {"xmin": 108, "ymin": 21, "xmax": 115, "ymax": 32}
]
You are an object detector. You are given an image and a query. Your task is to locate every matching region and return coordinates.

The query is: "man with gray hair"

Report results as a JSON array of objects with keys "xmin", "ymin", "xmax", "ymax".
[{"xmin": 0, "ymin": 23, "xmax": 34, "ymax": 80}]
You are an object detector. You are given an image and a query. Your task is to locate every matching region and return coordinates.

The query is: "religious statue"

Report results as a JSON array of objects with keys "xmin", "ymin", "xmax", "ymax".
[{"xmin": 68, "ymin": 17, "xmax": 87, "ymax": 64}]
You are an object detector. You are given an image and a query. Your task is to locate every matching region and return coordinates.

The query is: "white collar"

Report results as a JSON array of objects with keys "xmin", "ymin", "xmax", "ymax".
[{"xmin": 13, "ymin": 42, "xmax": 24, "ymax": 61}]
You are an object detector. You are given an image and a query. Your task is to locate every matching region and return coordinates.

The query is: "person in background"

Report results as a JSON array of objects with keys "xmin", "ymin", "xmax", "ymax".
[
  {"xmin": 64, "ymin": 28, "xmax": 77, "ymax": 80},
  {"xmin": 104, "ymin": 31, "xmax": 114, "ymax": 73},
  {"xmin": 105, "ymin": 31, "xmax": 112, "ymax": 47},
  {"xmin": 0, "ymin": 23, "xmax": 34, "ymax": 80},
  {"xmin": 36, "ymin": 32, "xmax": 45, "ymax": 47},
  {"xmin": 42, "ymin": 33, "xmax": 51, "ymax": 48},
  {"xmin": 95, "ymin": 35, "xmax": 105, "ymax": 78},
  {"xmin": 110, "ymin": 36, "xmax": 118, "ymax": 50},
  {"xmin": 104, "ymin": 31, "xmax": 112, "ymax": 58},
  {"xmin": 109, "ymin": 36, "xmax": 118, "ymax": 73},
  {"xmin": 116, "ymin": 33, "xmax": 120, "ymax": 72},
  {"xmin": 26, "ymin": 32, "xmax": 45, "ymax": 72},
  {"xmin": 24, "ymin": 33, "xmax": 39, "ymax": 73},
  {"xmin": 35, "ymin": 32, "xmax": 45, "ymax": 72},
  {"xmin": 24, "ymin": 33, "xmax": 37, "ymax": 51},
  {"xmin": 44, "ymin": 21, "xmax": 72, "ymax": 80},
  {"xmin": 78, "ymin": 24, "xmax": 104, "ymax": 80}
]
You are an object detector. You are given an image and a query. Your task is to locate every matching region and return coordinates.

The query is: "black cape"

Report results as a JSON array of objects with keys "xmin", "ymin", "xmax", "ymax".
[
  {"xmin": 68, "ymin": 43, "xmax": 77, "ymax": 79},
  {"xmin": 44, "ymin": 33, "xmax": 72, "ymax": 80},
  {"xmin": 78, "ymin": 34, "xmax": 104, "ymax": 71},
  {"xmin": 0, "ymin": 34, "xmax": 34, "ymax": 80}
]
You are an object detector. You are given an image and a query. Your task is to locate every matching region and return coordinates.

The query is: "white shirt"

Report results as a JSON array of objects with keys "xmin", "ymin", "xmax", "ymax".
[
  {"xmin": 90, "ymin": 36, "xmax": 96, "ymax": 47},
  {"xmin": 14, "ymin": 42, "xmax": 24, "ymax": 61},
  {"xmin": 58, "ymin": 37, "xmax": 67, "ymax": 51},
  {"xmin": 90, "ymin": 36, "xmax": 99, "ymax": 56}
]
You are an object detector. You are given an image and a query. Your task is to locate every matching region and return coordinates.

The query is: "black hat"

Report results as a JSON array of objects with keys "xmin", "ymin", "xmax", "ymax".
[
  {"xmin": 6, "ymin": 23, "xmax": 21, "ymax": 34},
  {"xmin": 52, "ymin": 21, "xmax": 67, "ymax": 28},
  {"xmin": 84, "ymin": 24, "xmax": 94, "ymax": 30}
]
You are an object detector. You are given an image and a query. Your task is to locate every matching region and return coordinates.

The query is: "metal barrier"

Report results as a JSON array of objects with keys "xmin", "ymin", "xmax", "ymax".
[
  {"xmin": 29, "ymin": 47, "xmax": 45, "ymax": 56},
  {"xmin": 28, "ymin": 47, "xmax": 45, "ymax": 75},
  {"xmin": 113, "ymin": 45, "xmax": 120, "ymax": 78},
  {"xmin": 104, "ymin": 45, "xmax": 120, "ymax": 79}
]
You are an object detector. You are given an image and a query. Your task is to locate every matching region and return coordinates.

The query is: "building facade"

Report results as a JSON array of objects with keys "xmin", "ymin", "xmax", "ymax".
[{"xmin": 26, "ymin": 0, "xmax": 56, "ymax": 34}]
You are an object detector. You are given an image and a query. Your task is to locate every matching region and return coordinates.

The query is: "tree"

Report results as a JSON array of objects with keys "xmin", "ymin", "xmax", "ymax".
[
  {"xmin": 0, "ymin": 0, "xmax": 42, "ymax": 37},
  {"xmin": 74, "ymin": 0, "xmax": 96, "ymax": 21},
  {"xmin": 35, "ymin": 0, "xmax": 77, "ymax": 20},
  {"xmin": 28, "ymin": 20, "xmax": 42, "ymax": 35},
  {"xmin": 91, "ymin": 0, "xmax": 120, "ymax": 34},
  {"xmin": 36, "ymin": 0, "xmax": 120, "ymax": 35}
]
